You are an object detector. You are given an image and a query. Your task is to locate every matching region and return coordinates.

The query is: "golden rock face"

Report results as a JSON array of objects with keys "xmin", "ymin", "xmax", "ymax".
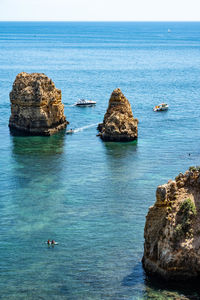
[
  {"xmin": 98, "ymin": 88, "xmax": 138, "ymax": 142},
  {"xmin": 9, "ymin": 72, "xmax": 68, "ymax": 135},
  {"xmin": 143, "ymin": 168, "xmax": 200, "ymax": 281}
]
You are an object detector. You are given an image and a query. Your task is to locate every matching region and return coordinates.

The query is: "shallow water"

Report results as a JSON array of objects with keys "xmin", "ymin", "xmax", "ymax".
[{"xmin": 1, "ymin": 22, "xmax": 200, "ymax": 299}]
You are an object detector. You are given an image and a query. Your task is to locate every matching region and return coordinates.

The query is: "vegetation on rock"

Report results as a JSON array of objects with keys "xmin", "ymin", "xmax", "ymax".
[
  {"xmin": 174, "ymin": 198, "xmax": 196, "ymax": 239},
  {"xmin": 189, "ymin": 166, "xmax": 200, "ymax": 172}
]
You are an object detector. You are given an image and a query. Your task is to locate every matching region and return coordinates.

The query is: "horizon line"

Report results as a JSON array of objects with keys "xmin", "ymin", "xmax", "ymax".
[{"xmin": 0, "ymin": 20, "xmax": 200, "ymax": 22}]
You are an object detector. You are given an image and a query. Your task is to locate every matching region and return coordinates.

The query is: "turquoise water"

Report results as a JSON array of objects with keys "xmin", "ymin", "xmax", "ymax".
[{"xmin": 1, "ymin": 22, "xmax": 200, "ymax": 299}]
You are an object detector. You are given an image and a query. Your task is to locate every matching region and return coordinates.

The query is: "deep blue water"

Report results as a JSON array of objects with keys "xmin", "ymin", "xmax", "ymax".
[{"xmin": 1, "ymin": 22, "xmax": 200, "ymax": 299}]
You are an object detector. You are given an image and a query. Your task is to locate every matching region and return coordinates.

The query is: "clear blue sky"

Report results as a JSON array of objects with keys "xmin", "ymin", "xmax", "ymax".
[{"xmin": 0, "ymin": 0, "xmax": 200, "ymax": 21}]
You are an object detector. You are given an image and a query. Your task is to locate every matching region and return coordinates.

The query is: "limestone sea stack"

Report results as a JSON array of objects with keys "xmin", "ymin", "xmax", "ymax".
[
  {"xmin": 97, "ymin": 88, "xmax": 138, "ymax": 142},
  {"xmin": 9, "ymin": 72, "xmax": 68, "ymax": 135},
  {"xmin": 143, "ymin": 167, "xmax": 200, "ymax": 281}
]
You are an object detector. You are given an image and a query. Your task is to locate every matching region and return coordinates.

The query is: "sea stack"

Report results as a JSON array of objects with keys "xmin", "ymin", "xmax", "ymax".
[
  {"xmin": 143, "ymin": 167, "xmax": 200, "ymax": 281},
  {"xmin": 97, "ymin": 88, "xmax": 138, "ymax": 142},
  {"xmin": 9, "ymin": 72, "xmax": 68, "ymax": 135}
]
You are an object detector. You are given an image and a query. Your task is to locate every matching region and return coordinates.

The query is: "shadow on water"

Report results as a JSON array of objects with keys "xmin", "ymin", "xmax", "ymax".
[
  {"xmin": 10, "ymin": 130, "xmax": 66, "ymax": 157},
  {"xmin": 122, "ymin": 262, "xmax": 145, "ymax": 287},
  {"xmin": 7, "ymin": 130, "xmax": 68, "ymax": 246},
  {"xmin": 103, "ymin": 140, "xmax": 138, "ymax": 159},
  {"xmin": 10, "ymin": 130, "xmax": 67, "ymax": 191},
  {"xmin": 122, "ymin": 262, "xmax": 200, "ymax": 299},
  {"xmin": 144, "ymin": 275, "xmax": 200, "ymax": 299},
  {"xmin": 101, "ymin": 140, "xmax": 139, "ymax": 184}
]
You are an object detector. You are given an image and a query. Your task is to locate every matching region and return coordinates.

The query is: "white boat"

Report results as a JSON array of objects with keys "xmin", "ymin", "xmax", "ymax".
[
  {"xmin": 153, "ymin": 103, "xmax": 169, "ymax": 112},
  {"xmin": 74, "ymin": 99, "xmax": 96, "ymax": 106}
]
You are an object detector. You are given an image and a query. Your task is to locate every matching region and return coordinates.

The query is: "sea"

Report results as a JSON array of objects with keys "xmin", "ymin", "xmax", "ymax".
[{"xmin": 1, "ymin": 22, "xmax": 200, "ymax": 300}]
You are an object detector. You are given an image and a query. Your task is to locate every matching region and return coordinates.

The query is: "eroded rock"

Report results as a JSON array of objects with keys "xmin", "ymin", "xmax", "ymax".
[
  {"xmin": 97, "ymin": 88, "xmax": 138, "ymax": 142},
  {"xmin": 143, "ymin": 167, "xmax": 200, "ymax": 280},
  {"xmin": 9, "ymin": 72, "xmax": 68, "ymax": 135}
]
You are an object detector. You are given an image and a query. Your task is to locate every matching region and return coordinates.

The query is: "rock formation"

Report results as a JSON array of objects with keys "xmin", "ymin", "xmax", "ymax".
[
  {"xmin": 97, "ymin": 88, "xmax": 138, "ymax": 142},
  {"xmin": 143, "ymin": 167, "xmax": 200, "ymax": 281},
  {"xmin": 9, "ymin": 72, "xmax": 68, "ymax": 135}
]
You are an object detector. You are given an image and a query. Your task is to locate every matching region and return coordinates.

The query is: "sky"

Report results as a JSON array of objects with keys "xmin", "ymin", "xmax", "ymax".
[{"xmin": 0, "ymin": 0, "xmax": 200, "ymax": 21}]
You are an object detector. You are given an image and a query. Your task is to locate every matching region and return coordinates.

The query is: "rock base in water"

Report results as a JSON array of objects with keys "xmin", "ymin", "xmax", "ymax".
[{"xmin": 9, "ymin": 72, "xmax": 68, "ymax": 136}]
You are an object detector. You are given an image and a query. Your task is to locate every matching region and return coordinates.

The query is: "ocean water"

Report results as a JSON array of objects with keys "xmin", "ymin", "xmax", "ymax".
[{"xmin": 1, "ymin": 22, "xmax": 200, "ymax": 299}]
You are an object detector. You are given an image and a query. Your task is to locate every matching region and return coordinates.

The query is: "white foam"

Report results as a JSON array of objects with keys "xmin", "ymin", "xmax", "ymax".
[{"xmin": 73, "ymin": 123, "xmax": 97, "ymax": 133}]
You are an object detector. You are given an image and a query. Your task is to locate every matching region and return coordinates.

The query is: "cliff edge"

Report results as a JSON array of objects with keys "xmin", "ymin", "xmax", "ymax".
[
  {"xmin": 143, "ymin": 167, "xmax": 200, "ymax": 280},
  {"xmin": 9, "ymin": 72, "xmax": 68, "ymax": 135},
  {"xmin": 97, "ymin": 88, "xmax": 138, "ymax": 142}
]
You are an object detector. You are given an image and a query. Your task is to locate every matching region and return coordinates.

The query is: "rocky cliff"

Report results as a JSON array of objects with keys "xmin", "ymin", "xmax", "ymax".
[
  {"xmin": 143, "ymin": 167, "xmax": 200, "ymax": 280},
  {"xmin": 97, "ymin": 88, "xmax": 138, "ymax": 142},
  {"xmin": 9, "ymin": 72, "xmax": 68, "ymax": 135}
]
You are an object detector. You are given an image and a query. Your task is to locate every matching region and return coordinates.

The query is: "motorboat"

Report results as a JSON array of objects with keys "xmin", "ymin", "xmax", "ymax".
[
  {"xmin": 153, "ymin": 103, "xmax": 169, "ymax": 112},
  {"xmin": 74, "ymin": 99, "xmax": 96, "ymax": 106},
  {"xmin": 66, "ymin": 129, "xmax": 74, "ymax": 134}
]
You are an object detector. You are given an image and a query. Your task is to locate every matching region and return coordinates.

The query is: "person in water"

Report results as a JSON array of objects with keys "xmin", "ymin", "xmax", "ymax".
[
  {"xmin": 51, "ymin": 240, "xmax": 55, "ymax": 245},
  {"xmin": 47, "ymin": 239, "xmax": 51, "ymax": 245}
]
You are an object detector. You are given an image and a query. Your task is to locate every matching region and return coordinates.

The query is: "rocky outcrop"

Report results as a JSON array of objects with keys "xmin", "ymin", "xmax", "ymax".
[
  {"xmin": 9, "ymin": 72, "xmax": 68, "ymax": 135},
  {"xmin": 97, "ymin": 88, "xmax": 138, "ymax": 142},
  {"xmin": 143, "ymin": 167, "xmax": 200, "ymax": 281}
]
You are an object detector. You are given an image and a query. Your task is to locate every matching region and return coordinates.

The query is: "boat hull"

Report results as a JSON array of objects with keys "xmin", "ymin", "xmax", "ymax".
[
  {"xmin": 75, "ymin": 103, "xmax": 96, "ymax": 106},
  {"xmin": 153, "ymin": 107, "xmax": 168, "ymax": 112}
]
